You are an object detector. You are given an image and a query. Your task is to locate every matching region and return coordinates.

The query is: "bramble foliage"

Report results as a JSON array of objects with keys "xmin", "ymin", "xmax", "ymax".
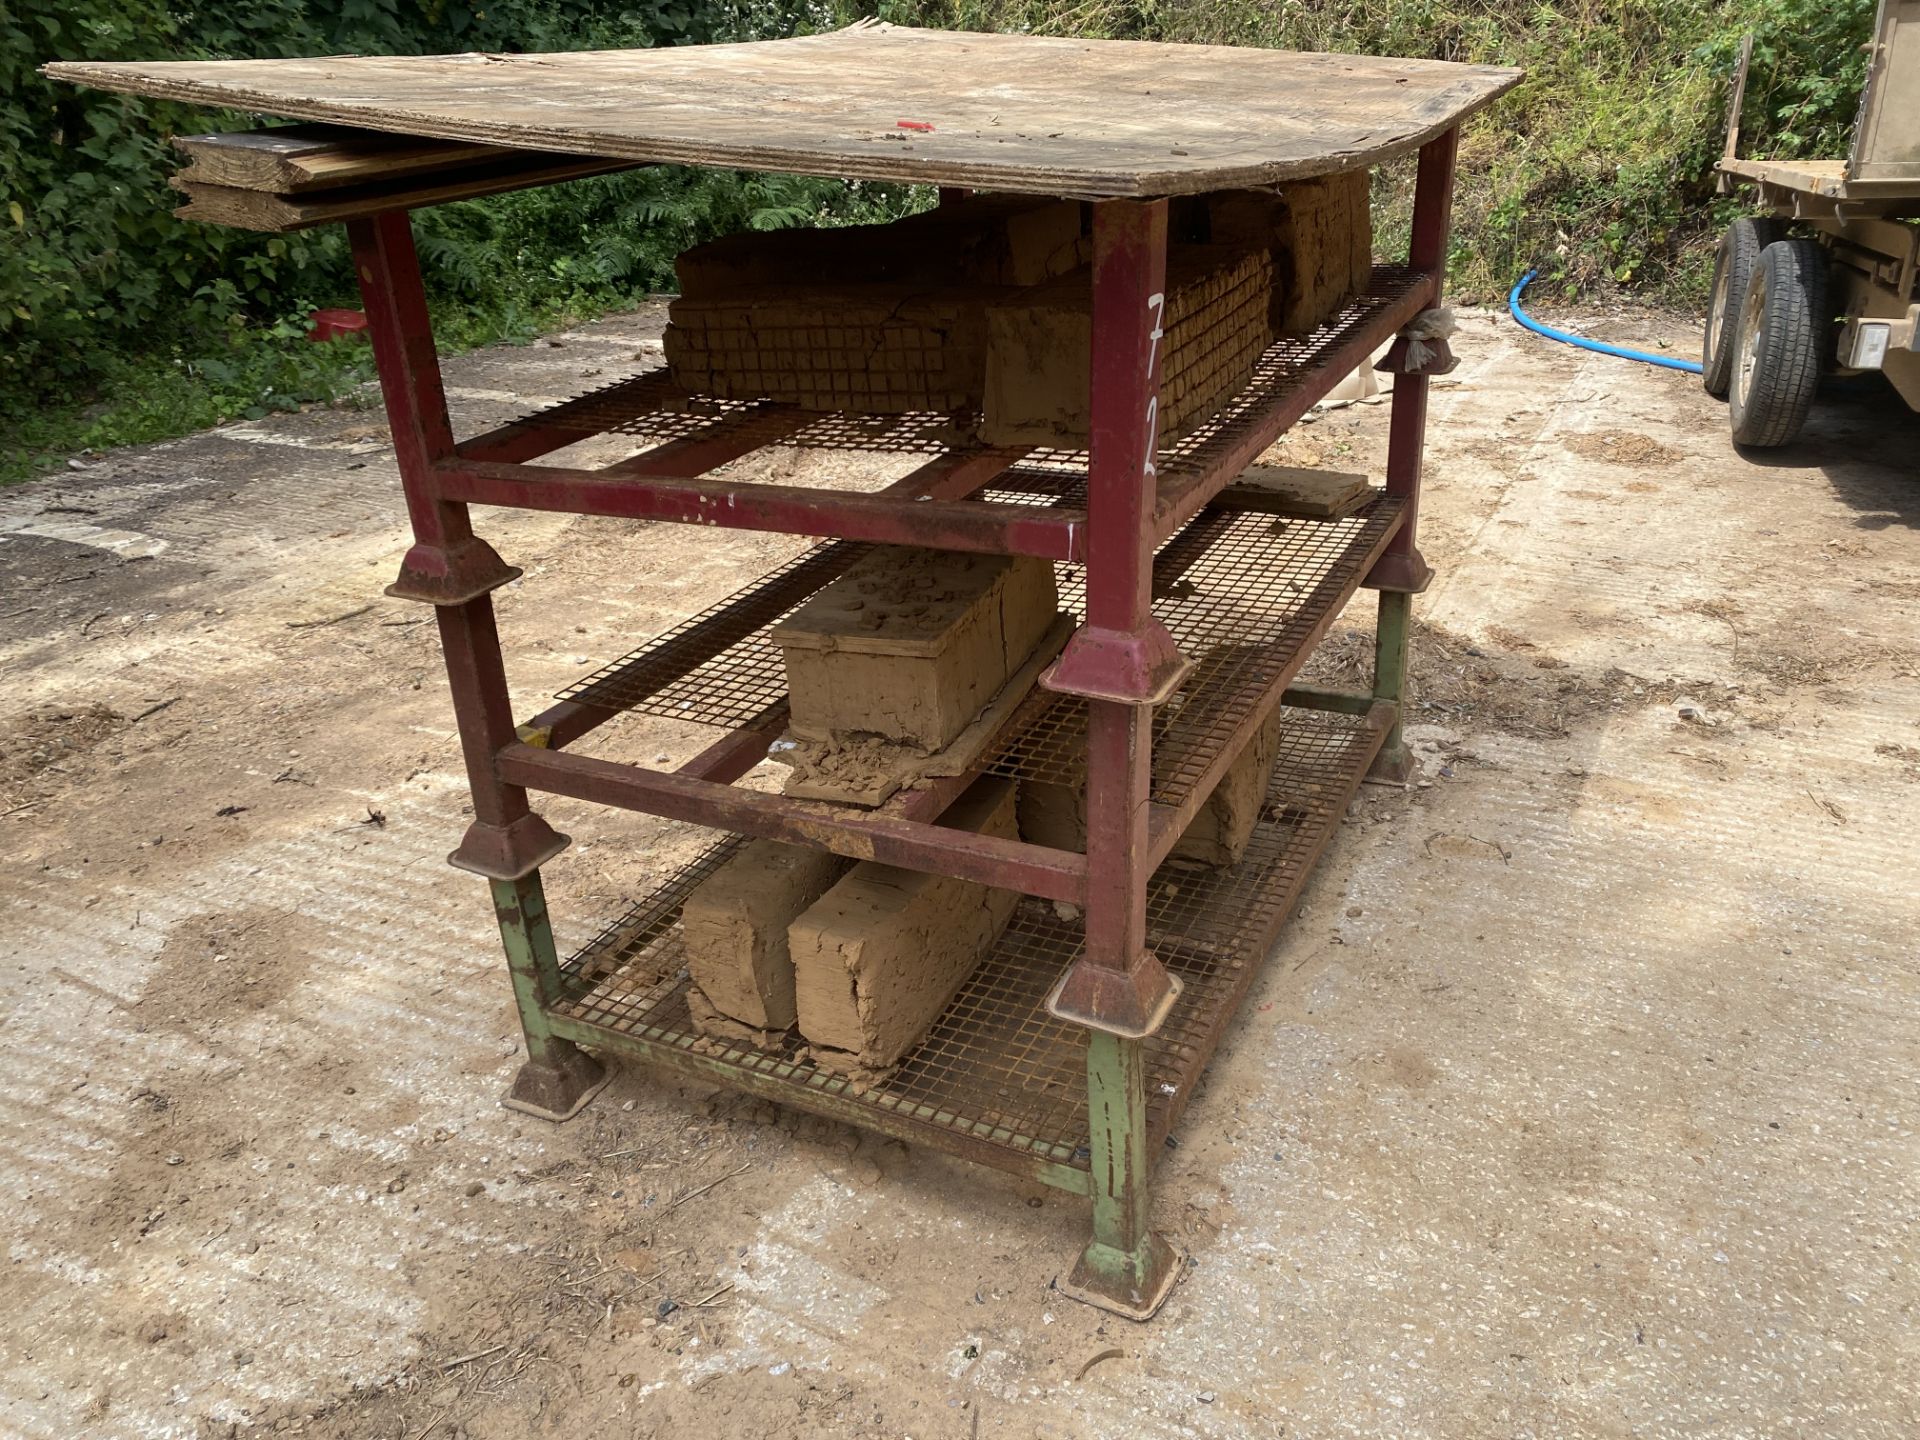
[
  {"xmin": 1, "ymin": 0, "xmax": 912, "ymax": 472},
  {"xmin": 868, "ymin": 0, "xmax": 1877, "ymax": 298},
  {"xmin": 0, "ymin": 0, "xmax": 1883, "ymax": 480}
]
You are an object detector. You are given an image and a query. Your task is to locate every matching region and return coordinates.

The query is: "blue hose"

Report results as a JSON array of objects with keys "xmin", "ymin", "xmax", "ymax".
[{"xmin": 1508, "ymin": 268, "xmax": 1703, "ymax": 375}]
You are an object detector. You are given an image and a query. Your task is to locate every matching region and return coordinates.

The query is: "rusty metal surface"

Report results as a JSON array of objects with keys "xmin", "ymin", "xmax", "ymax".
[
  {"xmin": 497, "ymin": 741, "xmax": 1089, "ymax": 902},
  {"xmin": 983, "ymin": 497, "xmax": 1405, "ymax": 811},
  {"xmin": 1367, "ymin": 134, "xmax": 1456, "ymax": 595},
  {"xmin": 554, "ymin": 491, "xmax": 1401, "ymax": 811},
  {"xmin": 433, "ymin": 454, "xmax": 1083, "ymax": 561},
  {"xmin": 548, "ymin": 703, "xmax": 1386, "ymax": 1179},
  {"xmin": 424, "ymin": 270, "xmax": 1443, "ymax": 568}
]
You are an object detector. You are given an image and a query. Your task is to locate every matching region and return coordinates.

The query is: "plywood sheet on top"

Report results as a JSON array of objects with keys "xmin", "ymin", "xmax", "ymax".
[{"xmin": 44, "ymin": 23, "xmax": 1523, "ymax": 200}]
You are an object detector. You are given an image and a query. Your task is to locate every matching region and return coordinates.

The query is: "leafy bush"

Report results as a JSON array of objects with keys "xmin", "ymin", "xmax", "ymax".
[
  {"xmin": 868, "ymin": 0, "xmax": 1878, "ymax": 299},
  {"xmin": 1, "ymin": 0, "xmax": 910, "ymax": 451},
  {"xmin": 0, "ymin": 0, "xmax": 1884, "ymax": 481}
]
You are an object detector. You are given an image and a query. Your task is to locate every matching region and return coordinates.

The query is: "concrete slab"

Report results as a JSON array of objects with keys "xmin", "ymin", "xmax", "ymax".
[{"xmin": 2, "ymin": 301, "xmax": 1917, "ymax": 1438}]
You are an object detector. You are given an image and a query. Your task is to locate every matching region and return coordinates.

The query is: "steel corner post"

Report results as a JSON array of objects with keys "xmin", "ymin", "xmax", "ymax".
[
  {"xmin": 349, "ymin": 211, "xmax": 520, "ymax": 606},
  {"xmin": 1040, "ymin": 198, "xmax": 1185, "ymax": 1320},
  {"xmin": 351, "ymin": 208, "xmax": 593, "ymax": 1114},
  {"xmin": 494, "ymin": 874, "xmax": 609, "ymax": 1120},
  {"xmin": 1044, "ymin": 197, "xmax": 1181, "ymax": 1043},
  {"xmin": 1056, "ymin": 1033, "xmax": 1184, "ymax": 1320},
  {"xmin": 1367, "ymin": 127, "xmax": 1458, "ymax": 781},
  {"xmin": 1042, "ymin": 198, "xmax": 1192, "ymax": 708}
]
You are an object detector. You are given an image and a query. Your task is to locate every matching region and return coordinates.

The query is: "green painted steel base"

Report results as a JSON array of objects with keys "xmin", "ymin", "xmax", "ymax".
[
  {"xmin": 1366, "ymin": 587, "xmax": 1415, "ymax": 783},
  {"xmin": 502, "ymin": 1046, "xmax": 611, "ymax": 1120},
  {"xmin": 1057, "ymin": 1230, "xmax": 1185, "ymax": 1320},
  {"xmin": 493, "ymin": 870, "xmax": 613, "ymax": 1121}
]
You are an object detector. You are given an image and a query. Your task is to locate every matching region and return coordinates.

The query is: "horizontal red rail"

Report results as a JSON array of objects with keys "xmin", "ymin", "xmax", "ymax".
[
  {"xmin": 434, "ymin": 457, "xmax": 1084, "ymax": 560},
  {"xmin": 497, "ymin": 742, "xmax": 1088, "ymax": 902}
]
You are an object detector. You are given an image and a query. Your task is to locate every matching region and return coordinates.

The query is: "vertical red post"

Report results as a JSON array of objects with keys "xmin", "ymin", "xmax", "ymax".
[
  {"xmin": 350, "ymin": 211, "xmax": 567, "ymax": 881},
  {"xmin": 351, "ymin": 213, "xmax": 520, "ymax": 607},
  {"xmin": 1366, "ymin": 127, "xmax": 1458, "ymax": 595},
  {"xmin": 1366, "ymin": 128, "xmax": 1459, "ymax": 782},
  {"xmin": 1043, "ymin": 199, "xmax": 1181, "ymax": 1040}
]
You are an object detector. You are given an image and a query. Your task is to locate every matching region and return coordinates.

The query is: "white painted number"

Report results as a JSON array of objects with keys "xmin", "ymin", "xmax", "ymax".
[{"xmin": 1143, "ymin": 291, "xmax": 1166, "ymax": 478}]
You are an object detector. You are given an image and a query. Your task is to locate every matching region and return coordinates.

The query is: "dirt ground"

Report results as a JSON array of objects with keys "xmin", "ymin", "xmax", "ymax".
[{"xmin": 3, "ymin": 300, "xmax": 1917, "ymax": 1440}]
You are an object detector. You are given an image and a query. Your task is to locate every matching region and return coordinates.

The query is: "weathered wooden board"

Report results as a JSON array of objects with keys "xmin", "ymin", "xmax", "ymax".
[
  {"xmin": 168, "ymin": 152, "xmax": 639, "ymax": 231},
  {"xmin": 45, "ymin": 23, "xmax": 1523, "ymax": 200},
  {"xmin": 1853, "ymin": 0, "xmax": 1920, "ymax": 184},
  {"xmin": 173, "ymin": 123, "xmax": 518, "ymax": 190}
]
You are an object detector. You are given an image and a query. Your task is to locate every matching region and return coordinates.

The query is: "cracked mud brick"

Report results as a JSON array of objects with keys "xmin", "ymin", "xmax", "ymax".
[
  {"xmin": 772, "ymin": 547, "xmax": 1059, "ymax": 752},
  {"xmin": 789, "ymin": 777, "xmax": 1019, "ymax": 1073},
  {"xmin": 683, "ymin": 839, "xmax": 847, "ymax": 1037}
]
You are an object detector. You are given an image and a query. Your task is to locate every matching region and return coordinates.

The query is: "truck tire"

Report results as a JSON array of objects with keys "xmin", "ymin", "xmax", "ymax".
[
  {"xmin": 1729, "ymin": 239, "xmax": 1828, "ymax": 448},
  {"xmin": 1702, "ymin": 217, "xmax": 1782, "ymax": 397}
]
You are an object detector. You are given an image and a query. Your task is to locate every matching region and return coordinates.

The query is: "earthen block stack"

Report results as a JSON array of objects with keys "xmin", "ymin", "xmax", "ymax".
[
  {"xmin": 663, "ymin": 286, "xmax": 991, "ymax": 413},
  {"xmin": 1018, "ymin": 703, "xmax": 1287, "ymax": 868},
  {"xmin": 772, "ymin": 547, "xmax": 1060, "ymax": 752},
  {"xmin": 1164, "ymin": 702, "xmax": 1287, "ymax": 868},
  {"xmin": 673, "ymin": 196, "xmax": 1087, "ymax": 298},
  {"xmin": 684, "ymin": 839, "xmax": 847, "ymax": 1045},
  {"xmin": 790, "ymin": 777, "xmax": 1020, "ymax": 1073},
  {"xmin": 663, "ymin": 196, "xmax": 1088, "ymax": 413},
  {"xmin": 980, "ymin": 246, "xmax": 1274, "ymax": 446},
  {"xmin": 1208, "ymin": 169, "xmax": 1373, "ymax": 336}
]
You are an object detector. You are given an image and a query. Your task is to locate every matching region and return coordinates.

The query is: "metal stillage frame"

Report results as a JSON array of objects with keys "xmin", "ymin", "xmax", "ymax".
[{"xmin": 336, "ymin": 125, "xmax": 1460, "ymax": 1319}]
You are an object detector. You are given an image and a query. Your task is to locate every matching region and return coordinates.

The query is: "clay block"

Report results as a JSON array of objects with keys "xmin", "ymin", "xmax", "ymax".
[
  {"xmin": 790, "ymin": 778, "xmax": 1020, "ymax": 1072},
  {"xmin": 1224, "ymin": 464, "xmax": 1373, "ymax": 518},
  {"xmin": 682, "ymin": 839, "xmax": 846, "ymax": 1036},
  {"xmin": 1017, "ymin": 703, "xmax": 1287, "ymax": 869},
  {"xmin": 981, "ymin": 246, "xmax": 1273, "ymax": 446},
  {"xmin": 662, "ymin": 284, "xmax": 994, "ymax": 413},
  {"xmin": 665, "ymin": 196, "xmax": 1089, "ymax": 411},
  {"xmin": 1167, "ymin": 702, "xmax": 1286, "ymax": 868},
  {"xmin": 1209, "ymin": 170, "xmax": 1373, "ymax": 336},
  {"xmin": 772, "ymin": 547, "xmax": 1059, "ymax": 751},
  {"xmin": 674, "ymin": 195, "xmax": 1086, "ymax": 297}
]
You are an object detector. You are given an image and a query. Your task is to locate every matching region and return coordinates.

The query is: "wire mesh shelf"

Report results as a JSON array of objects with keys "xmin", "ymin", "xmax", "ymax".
[
  {"xmin": 557, "ymin": 542, "xmax": 870, "ymax": 722},
  {"xmin": 981, "ymin": 497, "xmax": 1402, "ymax": 810},
  {"xmin": 557, "ymin": 489, "xmax": 1400, "ymax": 817},
  {"xmin": 551, "ymin": 704, "xmax": 1387, "ymax": 1177},
  {"xmin": 462, "ymin": 267, "xmax": 1422, "ymax": 473}
]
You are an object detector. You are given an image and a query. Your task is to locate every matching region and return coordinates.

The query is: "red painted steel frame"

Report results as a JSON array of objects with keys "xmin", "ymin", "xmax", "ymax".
[
  {"xmin": 350, "ymin": 207, "xmax": 1082, "ymax": 902},
  {"xmin": 351, "ymin": 214, "xmax": 522, "ymax": 608},
  {"xmin": 433, "ymin": 455, "xmax": 1080, "ymax": 559},
  {"xmin": 351, "ymin": 212, "xmax": 568, "ymax": 882},
  {"xmin": 497, "ymin": 742, "xmax": 1086, "ymax": 902},
  {"xmin": 1040, "ymin": 199, "xmax": 1183, "ymax": 1040},
  {"xmin": 1367, "ymin": 128, "xmax": 1458, "ymax": 595}
]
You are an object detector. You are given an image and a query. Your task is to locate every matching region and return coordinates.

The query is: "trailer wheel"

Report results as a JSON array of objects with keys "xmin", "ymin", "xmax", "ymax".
[
  {"xmin": 1729, "ymin": 239, "xmax": 1828, "ymax": 448},
  {"xmin": 1702, "ymin": 217, "xmax": 1782, "ymax": 397}
]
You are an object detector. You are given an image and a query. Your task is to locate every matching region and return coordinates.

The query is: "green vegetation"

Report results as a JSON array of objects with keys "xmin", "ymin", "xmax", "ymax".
[
  {"xmin": 888, "ymin": 0, "xmax": 1877, "ymax": 299},
  {"xmin": 1, "ymin": 1, "xmax": 920, "ymax": 482},
  {"xmin": 0, "ymin": 0, "xmax": 1881, "ymax": 483}
]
